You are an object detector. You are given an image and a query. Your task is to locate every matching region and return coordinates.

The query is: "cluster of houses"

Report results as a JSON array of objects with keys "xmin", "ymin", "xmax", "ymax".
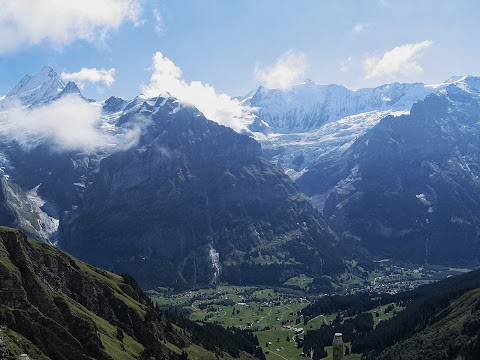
[{"xmin": 283, "ymin": 324, "xmax": 304, "ymax": 335}]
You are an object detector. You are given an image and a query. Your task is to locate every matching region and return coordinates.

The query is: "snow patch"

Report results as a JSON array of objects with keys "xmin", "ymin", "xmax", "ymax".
[{"xmin": 416, "ymin": 193, "xmax": 431, "ymax": 206}]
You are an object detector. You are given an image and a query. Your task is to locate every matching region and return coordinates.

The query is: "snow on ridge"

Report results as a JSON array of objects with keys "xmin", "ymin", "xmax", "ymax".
[
  {"xmin": 261, "ymin": 110, "xmax": 405, "ymax": 179},
  {"xmin": 1, "ymin": 66, "xmax": 66, "ymax": 110}
]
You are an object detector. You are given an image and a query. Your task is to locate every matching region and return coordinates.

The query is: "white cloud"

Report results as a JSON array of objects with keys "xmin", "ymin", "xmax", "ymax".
[
  {"xmin": 153, "ymin": 8, "xmax": 165, "ymax": 35},
  {"xmin": 363, "ymin": 41, "xmax": 433, "ymax": 80},
  {"xmin": 353, "ymin": 23, "xmax": 370, "ymax": 34},
  {"xmin": 0, "ymin": 0, "xmax": 142, "ymax": 53},
  {"xmin": 340, "ymin": 57, "xmax": 353, "ymax": 73},
  {"xmin": 141, "ymin": 51, "xmax": 254, "ymax": 133},
  {"xmin": 254, "ymin": 51, "xmax": 309, "ymax": 89},
  {"xmin": 0, "ymin": 95, "xmax": 145, "ymax": 152},
  {"xmin": 61, "ymin": 68, "xmax": 116, "ymax": 88}
]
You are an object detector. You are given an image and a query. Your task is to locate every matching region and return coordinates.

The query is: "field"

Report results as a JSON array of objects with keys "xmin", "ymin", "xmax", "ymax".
[
  {"xmin": 148, "ymin": 263, "xmax": 473, "ymax": 359},
  {"xmin": 150, "ymin": 286, "xmax": 363, "ymax": 359}
]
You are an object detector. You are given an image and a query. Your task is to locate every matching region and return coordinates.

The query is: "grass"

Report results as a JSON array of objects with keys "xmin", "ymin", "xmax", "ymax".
[
  {"xmin": 368, "ymin": 303, "xmax": 405, "ymax": 327},
  {"xmin": 73, "ymin": 259, "xmax": 147, "ymax": 317},
  {"xmin": 284, "ymin": 274, "xmax": 314, "ymax": 290},
  {"xmin": 322, "ymin": 345, "xmax": 362, "ymax": 360},
  {"xmin": 62, "ymin": 295, "xmax": 145, "ymax": 359},
  {"xmin": 0, "ymin": 327, "xmax": 50, "ymax": 360},
  {"xmin": 152, "ymin": 285, "xmax": 368, "ymax": 359}
]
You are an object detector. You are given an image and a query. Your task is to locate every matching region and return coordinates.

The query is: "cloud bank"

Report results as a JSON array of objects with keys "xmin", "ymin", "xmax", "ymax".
[
  {"xmin": 364, "ymin": 41, "xmax": 433, "ymax": 79},
  {"xmin": 141, "ymin": 51, "xmax": 254, "ymax": 133},
  {"xmin": 0, "ymin": 95, "xmax": 144, "ymax": 152},
  {"xmin": 0, "ymin": 0, "xmax": 142, "ymax": 53},
  {"xmin": 61, "ymin": 68, "xmax": 116, "ymax": 87},
  {"xmin": 255, "ymin": 51, "xmax": 308, "ymax": 89}
]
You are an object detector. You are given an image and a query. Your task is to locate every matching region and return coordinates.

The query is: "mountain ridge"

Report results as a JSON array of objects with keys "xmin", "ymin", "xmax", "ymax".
[{"xmin": 0, "ymin": 68, "xmax": 346, "ymax": 289}]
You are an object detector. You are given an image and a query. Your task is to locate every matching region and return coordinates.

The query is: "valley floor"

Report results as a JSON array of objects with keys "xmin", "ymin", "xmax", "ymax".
[{"xmin": 149, "ymin": 262, "xmax": 476, "ymax": 360}]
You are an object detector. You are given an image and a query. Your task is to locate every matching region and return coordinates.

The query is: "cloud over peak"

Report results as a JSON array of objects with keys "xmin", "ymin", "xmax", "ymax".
[
  {"xmin": 61, "ymin": 68, "xmax": 116, "ymax": 88},
  {"xmin": 1, "ymin": 94, "xmax": 145, "ymax": 152},
  {"xmin": 141, "ymin": 51, "xmax": 254, "ymax": 133},
  {"xmin": 255, "ymin": 51, "xmax": 309, "ymax": 89},
  {"xmin": 364, "ymin": 40, "xmax": 433, "ymax": 80}
]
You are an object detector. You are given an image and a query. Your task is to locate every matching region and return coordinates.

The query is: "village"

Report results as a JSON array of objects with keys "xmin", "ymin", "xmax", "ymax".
[{"xmin": 148, "ymin": 262, "xmax": 473, "ymax": 359}]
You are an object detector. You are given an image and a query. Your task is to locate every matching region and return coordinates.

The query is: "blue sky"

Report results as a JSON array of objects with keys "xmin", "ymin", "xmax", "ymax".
[{"xmin": 1, "ymin": 0, "xmax": 479, "ymax": 100}]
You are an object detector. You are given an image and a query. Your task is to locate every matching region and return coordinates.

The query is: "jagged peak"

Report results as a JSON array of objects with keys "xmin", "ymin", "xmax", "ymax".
[
  {"xmin": 62, "ymin": 81, "xmax": 81, "ymax": 94},
  {"xmin": 5, "ymin": 65, "xmax": 65, "ymax": 104},
  {"xmin": 37, "ymin": 65, "xmax": 59, "ymax": 79}
]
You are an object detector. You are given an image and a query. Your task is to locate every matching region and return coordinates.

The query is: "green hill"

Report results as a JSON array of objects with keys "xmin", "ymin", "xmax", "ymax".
[
  {"xmin": 301, "ymin": 266, "xmax": 480, "ymax": 359},
  {"xmin": 0, "ymin": 227, "xmax": 264, "ymax": 360}
]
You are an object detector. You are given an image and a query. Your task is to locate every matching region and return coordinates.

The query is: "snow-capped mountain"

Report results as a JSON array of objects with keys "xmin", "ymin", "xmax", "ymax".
[
  {"xmin": 0, "ymin": 66, "xmax": 344, "ymax": 288},
  {"xmin": 1, "ymin": 66, "xmax": 66, "ymax": 109},
  {"xmin": 298, "ymin": 76, "xmax": 480, "ymax": 265},
  {"xmin": 245, "ymin": 79, "xmax": 442, "ymax": 134},
  {"xmin": 249, "ymin": 77, "xmax": 474, "ymax": 182},
  {"xmin": 2, "ymin": 65, "xmax": 480, "ymax": 275}
]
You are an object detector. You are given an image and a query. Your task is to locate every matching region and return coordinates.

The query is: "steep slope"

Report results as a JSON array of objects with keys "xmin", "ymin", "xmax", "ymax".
[
  {"xmin": 0, "ymin": 66, "xmax": 66, "ymax": 110},
  {"xmin": 60, "ymin": 97, "xmax": 344, "ymax": 288},
  {"xmin": 0, "ymin": 177, "xmax": 59, "ymax": 242},
  {"xmin": 300, "ymin": 76, "xmax": 480, "ymax": 265},
  {"xmin": 0, "ymin": 67, "xmax": 96, "ymax": 244},
  {"xmin": 301, "ymin": 265, "xmax": 480, "ymax": 359},
  {"xmin": 375, "ymin": 288, "xmax": 480, "ymax": 360},
  {"xmin": 0, "ymin": 227, "xmax": 264, "ymax": 360}
]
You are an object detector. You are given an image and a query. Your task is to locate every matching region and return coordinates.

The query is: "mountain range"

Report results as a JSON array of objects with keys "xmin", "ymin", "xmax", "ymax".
[
  {"xmin": 0, "ymin": 66, "xmax": 479, "ymax": 289},
  {"xmin": 247, "ymin": 76, "xmax": 480, "ymax": 266},
  {"xmin": 0, "ymin": 67, "xmax": 344, "ymax": 289}
]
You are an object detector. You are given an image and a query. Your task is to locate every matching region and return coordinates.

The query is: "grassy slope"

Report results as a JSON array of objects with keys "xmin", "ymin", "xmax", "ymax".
[
  {"xmin": 0, "ymin": 227, "xmax": 149, "ymax": 359},
  {"xmin": 377, "ymin": 288, "xmax": 480, "ymax": 360},
  {"xmin": 0, "ymin": 227, "xmax": 259, "ymax": 360}
]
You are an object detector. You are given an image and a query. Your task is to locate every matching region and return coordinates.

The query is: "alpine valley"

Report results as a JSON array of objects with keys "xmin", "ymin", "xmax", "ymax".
[
  {"xmin": 1, "ymin": 67, "xmax": 480, "ymax": 290},
  {"xmin": 1, "ymin": 65, "xmax": 480, "ymax": 360}
]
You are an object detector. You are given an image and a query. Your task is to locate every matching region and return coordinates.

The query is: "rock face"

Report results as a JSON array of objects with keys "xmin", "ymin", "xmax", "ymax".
[
  {"xmin": 60, "ymin": 98, "xmax": 344, "ymax": 288},
  {"xmin": 0, "ymin": 227, "xmax": 264, "ymax": 359},
  {"xmin": 300, "ymin": 78, "xmax": 480, "ymax": 265}
]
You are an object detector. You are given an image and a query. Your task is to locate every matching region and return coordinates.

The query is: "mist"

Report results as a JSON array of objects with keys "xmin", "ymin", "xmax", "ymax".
[{"xmin": 0, "ymin": 94, "xmax": 145, "ymax": 152}]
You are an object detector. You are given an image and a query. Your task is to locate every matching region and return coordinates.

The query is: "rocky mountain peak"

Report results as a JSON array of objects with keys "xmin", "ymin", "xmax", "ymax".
[{"xmin": 4, "ymin": 65, "xmax": 66, "ymax": 106}]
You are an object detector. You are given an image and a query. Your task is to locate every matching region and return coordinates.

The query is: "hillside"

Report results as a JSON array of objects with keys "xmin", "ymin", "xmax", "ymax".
[
  {"xmin": 0, "ymin": 227, "xmax": 264, "ymax": 360},
  {"xmin": 375, "ymin": 287, "xmax": 480, "ymax": 360},
  {"xmin": 301, "ymin": 267, "xmax": 480, "ymax": 359}
]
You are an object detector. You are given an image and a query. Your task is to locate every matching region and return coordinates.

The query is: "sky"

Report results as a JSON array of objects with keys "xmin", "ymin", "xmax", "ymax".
[{"xmin": 1, "ymin": 0, "xmax": 480, "ymax": 101}]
